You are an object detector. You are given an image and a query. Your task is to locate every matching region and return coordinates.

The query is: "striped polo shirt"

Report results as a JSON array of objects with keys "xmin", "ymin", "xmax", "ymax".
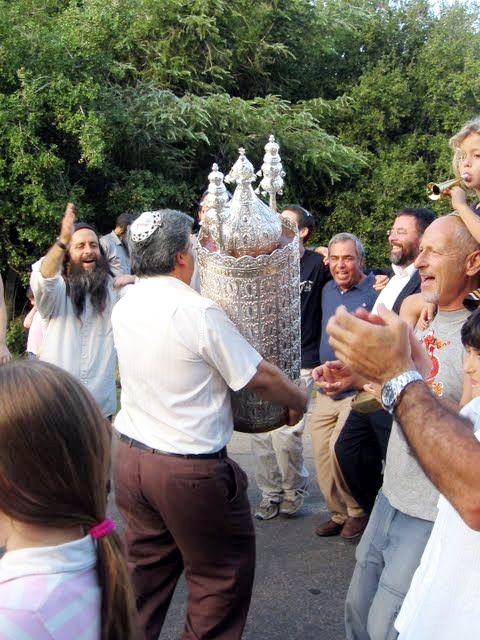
[{"xmin": 0, "ymin": 535, "xmax": 100, "ymax": 639}]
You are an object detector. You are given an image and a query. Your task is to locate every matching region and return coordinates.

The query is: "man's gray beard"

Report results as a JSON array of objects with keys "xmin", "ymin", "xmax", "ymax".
[
  {"xmin": 390, "ymin": 248, "xmax": 417, "ymax": 267},
  {"xmin": 67, "ymin": 257, "xmax": 111, "ymax": 318}
]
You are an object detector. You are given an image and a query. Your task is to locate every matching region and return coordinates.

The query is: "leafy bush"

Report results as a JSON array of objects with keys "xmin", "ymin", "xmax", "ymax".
[{"xmin": 6, "ymin": 317, "xmax": 27, "ymax": 359}]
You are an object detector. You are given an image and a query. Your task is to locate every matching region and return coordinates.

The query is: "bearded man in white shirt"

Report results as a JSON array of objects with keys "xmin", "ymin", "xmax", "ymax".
[{"xmin": 30, "ymin": 203, "xmax": 128, "ymax": 419}]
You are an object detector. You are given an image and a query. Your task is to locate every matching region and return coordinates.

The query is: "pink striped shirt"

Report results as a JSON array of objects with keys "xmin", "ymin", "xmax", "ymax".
[{"xmin": 0, "ymin": 535, "xmax": 100, "ymax": 639}]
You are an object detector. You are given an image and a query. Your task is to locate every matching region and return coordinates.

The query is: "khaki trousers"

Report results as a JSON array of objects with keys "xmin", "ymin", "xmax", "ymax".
[
  {"xmin": 308, "ymin": 391, "xmax": 365, "ymax": 524},
  {"xmin": 251, "ymin": 369, "xmax": 313, "ymax": 501}
]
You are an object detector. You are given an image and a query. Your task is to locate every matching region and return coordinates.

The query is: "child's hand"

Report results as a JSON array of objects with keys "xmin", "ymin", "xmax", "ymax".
[
  {"xmin": 418, "ymin": 303, "xmax": 437, "ymax": 330},
  {"xmin": 447, "ymin": 185, "xmax": 469, "ymax": 211}
]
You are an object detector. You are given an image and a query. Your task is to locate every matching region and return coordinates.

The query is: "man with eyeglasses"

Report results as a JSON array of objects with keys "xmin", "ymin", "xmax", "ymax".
[
  {"xmin": 308, "ymin": 232, "xmax": 378, "ymax": 539},
  {"xmin": 372, "ymin": 209, "xmax": 436, "ymax": 315},
  {"xmin": 331, "ymin": 208, "xmax": 435, "ymax": 536},
  {"xmin": 340, "ymin": 213, "xmax": 479, "ymax": 640}
]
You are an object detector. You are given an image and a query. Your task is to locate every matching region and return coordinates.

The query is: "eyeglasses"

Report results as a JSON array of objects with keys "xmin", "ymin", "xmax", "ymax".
[{"xmin": 386, "ymin": 228, "xmax": 409, "ymax": 237}]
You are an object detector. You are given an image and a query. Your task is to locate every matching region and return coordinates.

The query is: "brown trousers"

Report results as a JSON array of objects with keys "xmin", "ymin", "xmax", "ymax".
[{"xmin": 114, "ymin": 440, "xmax": 256, "ymax": 640}]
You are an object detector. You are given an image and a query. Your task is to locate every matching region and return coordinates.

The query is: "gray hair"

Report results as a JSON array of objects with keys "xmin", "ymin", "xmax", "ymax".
[
  {"xmin": 328, "ymin": 232, "xmax": 366, "ymax": 264},
  {"xmin": 130, "ymin": 209, "xmax": 193, "ymax": 276},
  {"xmin": 447, "ymin": 213, "xmax": 480, "ymax": 255}
]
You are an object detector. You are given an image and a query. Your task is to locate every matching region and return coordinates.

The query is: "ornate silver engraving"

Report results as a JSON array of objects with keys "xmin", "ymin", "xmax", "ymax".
[
  {"xmin": 198, "ymin": 141, "xmax": 301, "ymax": 433},
  {"xmin": 255, "ymin": 134, "xmax": 286, "ymax": 212},
  {"xmin": 222, "ymin": 147, "xmax": 282, "ymax": 257}
]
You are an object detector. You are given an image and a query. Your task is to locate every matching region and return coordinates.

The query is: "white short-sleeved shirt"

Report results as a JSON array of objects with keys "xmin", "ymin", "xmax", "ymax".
[
  {"xmin": 395, "ymin": 396, "xmax": 480, "ymax": 639},
  {"xmin": 112, "ymin": 275, "xmax": 262, "ymax": 454}
]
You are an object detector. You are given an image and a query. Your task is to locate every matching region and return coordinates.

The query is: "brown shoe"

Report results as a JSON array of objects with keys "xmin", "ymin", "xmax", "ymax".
[
  {"xmin": 315, "ymin": 518, "xmax": 344, "ymax": 537},
  {"xmin": 340, "ymin": 515, "xmax": 369, "ymax": 540}
]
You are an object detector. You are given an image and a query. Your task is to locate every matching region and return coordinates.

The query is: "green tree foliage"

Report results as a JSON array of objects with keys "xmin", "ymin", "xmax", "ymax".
[
  {"xmin": 320, "ymin": 0, "xmax": 480, "ymax": 265},
  {"xmin": 0, "ymin": 0, "xmax": 369, "ymax": 282},
  {"xmin": 1, "ymin": 0, "xmax": 480, "ymax": 290}
]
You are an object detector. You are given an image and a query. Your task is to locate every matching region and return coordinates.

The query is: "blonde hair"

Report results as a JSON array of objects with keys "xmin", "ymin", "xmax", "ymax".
[
  {"xmin": 0, "ymin": 360, "xmax": 136, "ymax": 640},
  {"xmin": 449, "ymin": 116, "xmax": 480, "ymax": 176}
]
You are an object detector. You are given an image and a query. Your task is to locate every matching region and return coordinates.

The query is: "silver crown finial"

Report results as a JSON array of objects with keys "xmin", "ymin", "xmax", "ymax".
[{"xmin": 255, "ymin": 134, "xmax": 285, "ymax": 212}]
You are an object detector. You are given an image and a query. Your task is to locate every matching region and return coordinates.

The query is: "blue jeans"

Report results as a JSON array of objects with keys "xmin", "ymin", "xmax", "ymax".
[{"xmin": 345, "ymin": 490, "xmax": 433, "ymax": 640}]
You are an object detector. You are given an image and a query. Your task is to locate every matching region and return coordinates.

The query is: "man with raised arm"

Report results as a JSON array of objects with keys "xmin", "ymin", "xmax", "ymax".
[{"xmin": 30, "ymin": 202, "xmax": 129, "ymax": 418}]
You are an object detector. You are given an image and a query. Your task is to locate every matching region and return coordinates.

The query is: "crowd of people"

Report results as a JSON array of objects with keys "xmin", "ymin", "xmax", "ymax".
[{"xmin": 1, "ymin": 116, "xmax": 480, "ymax": 639}]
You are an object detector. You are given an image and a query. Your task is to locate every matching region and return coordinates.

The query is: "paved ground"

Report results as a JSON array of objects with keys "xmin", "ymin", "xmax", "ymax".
[{"xmin": 110, "ymin": 424, "xmax": 357, "ymax": 640}]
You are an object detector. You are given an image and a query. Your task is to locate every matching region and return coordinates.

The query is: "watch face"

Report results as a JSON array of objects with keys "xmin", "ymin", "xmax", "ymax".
[
  {"xmin": 381, "ymin": 371, "xmax": 422, "ymax": 413},
  {"xmin": 382, "ymin": 383, "xmax": 396, "ymax": 410}
]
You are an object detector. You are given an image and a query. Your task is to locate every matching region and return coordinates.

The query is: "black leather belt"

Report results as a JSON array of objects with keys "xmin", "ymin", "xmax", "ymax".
[{"xmin": 115, "ymin": 431, "xmax": 227, "ymax": 459}]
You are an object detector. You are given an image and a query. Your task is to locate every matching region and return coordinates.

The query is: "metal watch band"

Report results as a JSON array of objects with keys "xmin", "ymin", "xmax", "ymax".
[{"xmin": 381, "ymin": 370, "xmax": 423, "ymax": 414}]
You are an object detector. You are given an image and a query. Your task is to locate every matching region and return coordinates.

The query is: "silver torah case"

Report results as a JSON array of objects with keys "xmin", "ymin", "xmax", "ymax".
[{"xmin": 198, "ymin": 143, "xmax": 301, "ymax": 433}]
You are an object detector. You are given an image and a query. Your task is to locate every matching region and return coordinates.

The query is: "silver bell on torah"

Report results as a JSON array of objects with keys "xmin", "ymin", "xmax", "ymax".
[{"xmin": 198, "ymin": 141, "xmax": 301, "ymax": 433}]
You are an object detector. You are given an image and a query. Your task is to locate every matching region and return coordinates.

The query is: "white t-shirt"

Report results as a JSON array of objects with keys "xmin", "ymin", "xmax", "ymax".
[
  {"xmin": 395, "ymin": 396, "xmax": 480, "ymax": 639},
  {"xmin": 382, "ymin": 308, "xmax": 469, "ymax": 521},
  {"xmin": 112, "ymin": 275, "xmax": 262, "ymax": 454}
]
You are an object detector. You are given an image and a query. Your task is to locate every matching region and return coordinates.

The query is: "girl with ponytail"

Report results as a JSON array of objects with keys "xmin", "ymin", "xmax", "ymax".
[{"xmin": 0, "ymin": 360, "xmax": 137, "ymax": 639}]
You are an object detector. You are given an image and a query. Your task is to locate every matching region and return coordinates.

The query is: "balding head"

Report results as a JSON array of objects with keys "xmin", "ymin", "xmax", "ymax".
[{"xmin": 414, "ymin": 214, "xmax": 480, "ymax": 311}]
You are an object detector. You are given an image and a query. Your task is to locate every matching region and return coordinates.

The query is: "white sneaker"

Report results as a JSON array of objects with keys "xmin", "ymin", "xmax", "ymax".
[
  {"xmin": 254, "ymin": 498, "xmax": 280, "ymax": 520},
  {"xmin": 279, "ymin": 484, "xmax": 309, "ymax": 516}
]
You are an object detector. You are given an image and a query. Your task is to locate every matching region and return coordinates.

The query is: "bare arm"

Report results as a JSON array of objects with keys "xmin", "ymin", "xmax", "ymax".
[
  {"xmin": 395, "ymin": 382, "xmax": 480, "ymax": 530},
  {"xmin": 113, "ymin": 274, "xmax": 136, "ymax": 288},
  {"xmin": 0, "ymin": 277, "xmax": 11, "ymax": 364},
  {"xmin": 315, "ymin": 245, "xmax": 328, "ymax": 265},
  {"xmin": 23, "ymin": 305, "xmax": 37, "ymax": 329},
  {"xmin": 448, "ymin": 186, "xmax": 480, "ymax": 244},
  {"xmin": 373, "ymin": 273, "xmax": 389, "ymax": 292},
  {"xmin": 327, "ymin": 303, "xmax": 480, "ymax": 529},
  {"xmin": 398, "ymin": 293, "xmax": 421, "ymax": 329},
  {"xmin": 245, "ymin": 359, "xmax": 307, "ymax": 426},
  {"xmin": 40, "ymin": 203, "xmax": 76, "ymax": 278}
]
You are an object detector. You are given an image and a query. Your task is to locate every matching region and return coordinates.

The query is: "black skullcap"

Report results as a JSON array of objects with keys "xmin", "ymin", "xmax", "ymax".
[{"xmin": 73, "ymin": 221, "xmax": 97, "ymax": 234}]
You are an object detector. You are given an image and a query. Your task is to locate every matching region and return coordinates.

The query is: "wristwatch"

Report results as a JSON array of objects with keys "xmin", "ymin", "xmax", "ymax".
[
  {"xmin": 381, "ymin": 370, "xmax": 423, "ymax": 414},
  {"xmin": 55, "ymin": 237, "xmax": 70, "ymax": 251}
]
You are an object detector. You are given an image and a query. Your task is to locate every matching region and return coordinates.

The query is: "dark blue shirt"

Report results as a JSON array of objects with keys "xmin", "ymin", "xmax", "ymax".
[{"xmin": 319, "ymin": 273, "xmax": 378, "ymax": 398}]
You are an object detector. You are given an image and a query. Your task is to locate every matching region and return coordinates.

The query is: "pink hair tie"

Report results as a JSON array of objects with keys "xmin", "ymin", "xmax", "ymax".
[{"xmin": 90, "ymin": 518, "xmax": 115, "ymax": 539}]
